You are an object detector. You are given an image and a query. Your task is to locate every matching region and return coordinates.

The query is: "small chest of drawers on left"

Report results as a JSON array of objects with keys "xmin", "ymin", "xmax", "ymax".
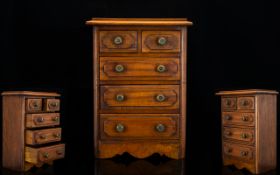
[{"xmin": 1, "ymin": 91, "xmax": 65, "ymax": 172}]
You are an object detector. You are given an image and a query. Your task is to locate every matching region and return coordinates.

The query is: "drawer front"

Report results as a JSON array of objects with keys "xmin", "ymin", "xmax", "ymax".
[
  {"xmin": 100, "ymin": 57, "xmax": 180, "ymax": 81},
  {"xmin": 222, "ymin": 97, "xmax": 237, "ymax": 111},
  {"xmin": 26, "ymin": 113, "xmax": 60, "ymax": 128},
  {"xmin": 222, "ymin": 112, "xmax": 255, "ymax": 126},
  {"xmin": 100, "ymin": 31, "xmax": 138, "ymax": 52},
  {"xmin": 26, "ymin": 128, "xmax": 62, "ymax": 145},
  {"xmin": 100, "ymin": 114, "xmax": 179, "ymax": 139},
  {"xmin": 237, "ymin": 97, "xmax": 255, "ymax": 110},
  {"xmin": 142, "ymin": 31, "xmax": 180, "ymax": 53},
  {"xmin": 100, "ymin": 85, "xmax": 179, "ymax": 113},
  {"xmin": 26, "ymin": 98, "xmax": 42, "ymax": 112},
  {"xmin": 223, "ymin": 142, "xmax": 255, "ymax": 162},
  {"xmin": 25, "ymin": 144, "xmax": 65, "ymax": 164},
  {"xmin": 223, "ymin": 127, "xmax": 255, "ymax": 144},
  {"xmin": 45, "ymin": 98, "xmax": 60, "ymax": 112}
]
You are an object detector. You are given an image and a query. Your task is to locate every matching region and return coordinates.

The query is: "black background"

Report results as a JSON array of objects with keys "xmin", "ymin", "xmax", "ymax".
[{"xmin": 0, "ymin": 0, "xmax": 277, "ymax": 174}]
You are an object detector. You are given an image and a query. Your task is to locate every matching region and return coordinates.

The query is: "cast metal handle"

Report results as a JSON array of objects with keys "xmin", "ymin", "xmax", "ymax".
[
  {"xmin": 43, "ymin": 152, "xmax": 49, "ymax": 158},
  {"xmin": 156, "ymin": 94, "xmax": 166, "ymax": 102},
  {"xmin": 156, "ymin": 65, "xmax": 167, "ymax": 73},
  {"xmin": 113, "ymin": 36, "xmax": 123, "ymax": 45},
  {"xmin": 52, "ymin": 116, "xmax": 59, "ymax": 122},
  {"xmin": 241, "ymin": 133, "xmax": 248, "ymax": 139},
  {"xmin": 155, "ymin": 123, "xmax": 166, "ymax": 132},
  {"xmin": 242, "ymin": 116, "xmax": 249, "ymax": 121},
  {"xmin": 157, "ymin": 37, "xmax": 167, "ymax": 46},
  {"xmin": 36, "ymin": 117, "xmax": 44, "ymax": 123},
  {"xmin": 115, "ymin": 123, "xmax": 125, "ymax": 132},
  {"xmin": 115, "ymin": 64, "xmax": 125, "ymax": 72},
  {"xmin": 224, "ymin": 115, "xmax": 232, "ymax": 120},
  {"xmin": 53, "ymin": 133, "xmax": 61, "ymax": 138},
  {"xmin": 240, "ymin": 151, "xmax": 248, "ymax": 156},
  {"xmin": 116, "ymin": 94, "xmax": 125, "ymax": 102}
]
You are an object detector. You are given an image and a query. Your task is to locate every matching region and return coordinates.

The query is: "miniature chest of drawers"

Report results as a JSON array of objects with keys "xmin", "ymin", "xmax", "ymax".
[
  {"xmin": 216, "ymin": 89, "xmax": 278, "ymax": 174},
  {"xmin": 1, "ymin": 91, "xmax": 65, "ymax": 171},
  {"xmin": 86, "ymin": 18, "xmax": 192, "ymax": 159}
]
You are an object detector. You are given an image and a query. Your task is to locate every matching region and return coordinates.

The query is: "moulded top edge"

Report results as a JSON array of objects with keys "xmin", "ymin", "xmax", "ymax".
[
  {"xmin": 215, "ymin": 89, "xmax": 279, "ymax": 95},
  {"xmin": 1, "ymin": 91, "xmax": 61, "ymax": 97},
  {"xmin": 86, "ymin": 18, "xmax": 193, "ymax": 26}
]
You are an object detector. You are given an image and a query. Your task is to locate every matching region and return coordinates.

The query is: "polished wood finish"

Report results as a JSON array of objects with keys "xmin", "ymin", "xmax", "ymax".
[
  {"xmin": 216, "ymin": 89, "xmax": 278, "ymax": 174},
  {"xmin": 142, "ymin": 31, "xmax": 181, "ymax": 53},
  {"xmin": 87, "ymin": 18, "xmax": 192, "ymax": 159},
  {"xmin": 100, "ymin": 114, "xmax": 179, "ymax": 139},
  {"xmin": 86, "ymin": 18, "xmax": 193, "ymax": 26},
  {"xmin": 1, "ymin": 91, "xmax": 65, "ymax": 172},
  {"xmin": 26, "ymin": 113, "xmax": 60, "ymax": 128},
  {"xmin": 100, "ymin": 57, "xmax": 180, "ymax": 81},
  {"xmin": 222, "ymin": 112, "xmax": 255, "ymax": 127},
  {"xmin": 25, "ymin": 144, "xmax": 65, "ymax": 164},
  {"xmin": 100, "ymin": 31, "xmax": 138, "ymax": 52},
  {"xmin": 25, "ymin": 128, "xmax": 62, "ymax": 145}
]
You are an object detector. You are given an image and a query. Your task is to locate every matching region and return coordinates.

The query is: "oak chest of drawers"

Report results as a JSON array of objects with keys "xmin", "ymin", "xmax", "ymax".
[
  {"xmin": 216, "ymin": 89, "xmax": 278, "ymax": 174},
  {"xmin": 2, "ymin": 91, "xmax": 65, "ymax": 171},
  {"xmin": 86, "ymin": 18, "xmax": 192, "ymax": 159}
]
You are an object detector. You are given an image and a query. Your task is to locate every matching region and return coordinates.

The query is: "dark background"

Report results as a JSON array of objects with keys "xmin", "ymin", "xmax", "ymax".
[{"xmin": 0, "ymin": 0, "xmax": 276, "ymax": 174}]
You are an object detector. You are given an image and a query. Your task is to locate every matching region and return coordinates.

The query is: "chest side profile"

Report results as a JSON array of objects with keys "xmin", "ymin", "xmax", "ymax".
[{"xmin": 216, "ymin": 89, "xmax": 278, "ymax": 174}]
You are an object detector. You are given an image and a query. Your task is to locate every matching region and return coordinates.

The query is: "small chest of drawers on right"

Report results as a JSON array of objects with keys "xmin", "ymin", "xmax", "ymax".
[{"xmin": 216, "ymin": 89, "xmax": 278, "ymax": 174}]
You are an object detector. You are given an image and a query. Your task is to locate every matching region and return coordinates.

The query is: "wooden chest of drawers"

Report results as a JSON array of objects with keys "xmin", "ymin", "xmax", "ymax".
[
  {"xmin": 86, "ymin": 18, "xmax": 192, "ymax": 159},
  {"xmin": 216, "ymin": 89, "xmax": 278, "ymax": 174},
  {"xmin": 1, "ymin": 91, "xmax": 65, "ymax": 171}
]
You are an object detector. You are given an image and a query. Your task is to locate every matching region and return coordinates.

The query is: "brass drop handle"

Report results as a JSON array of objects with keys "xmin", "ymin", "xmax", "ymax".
[
  {"xmin": 113, "ymin": 36, "xmax": 123, "ymax": 45},
  {"xmin": 225, "ymin": 99, "xmax": 231, "ymax": 106},
  {"xmin": 36, "ymin": 117, "xmax": 44, "ymax": 123},
  {"xmin": 224, "ymin": 115, "xmax": 232, "ymax": 120},
  {"xmin": 155, "ymin": 123, "xmax": 166, "ymax": 132},
  {"xmin": 225, "ymin": 131, "xmax": 232, "ymax": 136},
  {"xmin": 39, "ymin": 134, "xmax": 46, "ymax": 139},
  {"xmin": 53, "ymin": 133, "xmax": 61, "ymax": 138},
  {"xmin": 241, "ymin": 133, "xmax": 248, "ymax": 139},
  {"xmin": 156, "ymin": 65, "xmax": 167, "ymax": 73},
  {"xmin": 226, "ymin": 148, "xmax": 232, "ymax": 153},
  {"xmin": 49, "ymin": 102, "xmax": 58, "ymax": 108},
  {"xmin": 116, "ymin": 94, "xmax": 125, "ymax": 102},
  {"xmin": 43, "ymin": 152, "xmax": 49, "ymax": 158},
  {"xmin": 56, "ymin": 150, "xmax": 63, "ymax": 155},
  {"xmin": 33, "ymin": 101, "xmax": 39, "ymax": 108},
  {"xmin": 157, "ymin": 37, "xmax": 167, "ymax": 46},
  {"xmin": 240, "ymin": 151, "xmax": 248, "ymax": 156},
  {"xmin": 242, "ymin": 116, "xmax": 249, "ymax": 121},
  {"xmin": 241, "ymin": 100, "xmax": 249, "ymax": 106},
  {"xmin": 156, "ymin": 94, "xmax": 166, "ymax": 102},
  {"xmin": 52, "ymin": 116, "xmax": 59, "ymax": 122},
  {"xmin": 115, "ymin": 64, "xmax": 125, "ymax": 73},
  {"xmin": 115, "ymin": 123, "xmax": 125, "ymax": 132}
]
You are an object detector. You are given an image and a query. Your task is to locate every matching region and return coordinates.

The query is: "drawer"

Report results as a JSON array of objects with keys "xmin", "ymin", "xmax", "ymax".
[
  {"xmin": 45, "ymin": 98, "xmax": 60, "ymax": 112},
  {"xmin": 223, "ymin": 142, "xmax": 254, "ymax": 162},
  {"xmin": 26, "ymin": 98, "xmax": 42, "ymax": 112},
  {"xmin": 100, "ymin": 57, "xmax": 180, "ymax": 81},
  {"xmin": 100, "ymin": 85, "xmax": 179, "ymax": 113},
  {"xmin": 100, "ymin": 114, "xmax": 179, "ymax": 140},
  {"xmin": 100, "ymin": 31, "xmax": 138, "ymax": 52},
  {"xmin": 223, "ymin": 127, "xmax": 255, "ymax": 144},
  {"xmin": 25, "ymin": 144, "xmax": 65, "ymax": 164},
  {"xmin": 26, "ymin": 113, "xmax": 60, "ymax": 128},
  {"xmin": 26, "ymin": 128, "xmax": 62, "ymax": 145},
  {"xmin": 222, "ymin": 112, "xmax": 255, "ymax": 126},
  {"xmin": 222, "ymin": 97, "xmax": 237, "ymax": 111},
  {"xmin": 142, "ymin": 31, "xmax": 180, "ymax": 53},
  {"xmin": 237, "ymin": 97, "xmax": 254, "ymax": 110}
]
